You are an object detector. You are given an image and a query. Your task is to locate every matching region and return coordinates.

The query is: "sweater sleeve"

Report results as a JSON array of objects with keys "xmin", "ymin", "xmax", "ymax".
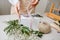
[{"xmin": 8, "ymin": 0, "xmax": 19, "ymax": 5}]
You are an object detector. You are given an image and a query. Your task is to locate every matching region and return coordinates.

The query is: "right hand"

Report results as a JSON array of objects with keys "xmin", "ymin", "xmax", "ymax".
[{"xmin": 15, "ymin": 2, "xmax": 21, "ymax": 18}]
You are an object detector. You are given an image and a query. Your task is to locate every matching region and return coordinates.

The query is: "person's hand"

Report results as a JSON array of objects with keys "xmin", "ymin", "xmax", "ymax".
[
  {"xmin": 28, "ymin": 0, "xmax": 39, "ymax": 11},
  {"xmin": 31, "ymin": 0, "xmax": 38, "ymax": 6},
  {"xmin": 15, "ymin": 2, "xmax": 20, "ymax": 14},
  {"xmin": 15, "ymin": 2, "xmax": 21, "ymax": 18}
]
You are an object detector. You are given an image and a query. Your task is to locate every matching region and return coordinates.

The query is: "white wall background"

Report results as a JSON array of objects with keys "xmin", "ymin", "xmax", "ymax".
[
  {"xmin": 0, "ymin": 0, "xmax": 11, "ymax": 15},
  {"xmin": 36, "ymin": 0, "xmax": 49, "ymax": 14}
]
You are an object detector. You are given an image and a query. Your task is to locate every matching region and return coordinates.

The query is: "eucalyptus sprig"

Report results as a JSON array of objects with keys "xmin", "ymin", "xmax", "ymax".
[
  {"xmin": 4, "ymin": 20, "xmax": 20, "ymax": 34},
  {"xmin": 4, "ymin": 20, "xmax": 43, "ymax": 38}
]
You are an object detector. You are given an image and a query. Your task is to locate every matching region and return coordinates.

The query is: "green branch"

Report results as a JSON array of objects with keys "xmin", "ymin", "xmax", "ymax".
[{"xmin": 4, "ymin": 20, "xmax": 43, "ymax": 38}]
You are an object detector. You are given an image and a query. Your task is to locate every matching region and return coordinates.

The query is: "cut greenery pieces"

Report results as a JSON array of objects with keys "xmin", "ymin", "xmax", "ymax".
[
  {"xmin": 4, "ymin": 20, "xmax": 43, "ymax": 38},
  {"xmin": 32, "ymin": 14, "xmax": 43, "ymax": 17}
]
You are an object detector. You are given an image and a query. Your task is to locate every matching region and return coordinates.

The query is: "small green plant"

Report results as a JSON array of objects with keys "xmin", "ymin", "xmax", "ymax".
[
  {"xmin": 4, "ymin": 20, "xmax": 43, "ymax": 38},
  {"xmin": 4, "ymin": 20, "xmax": 21, "ymax": 35}
]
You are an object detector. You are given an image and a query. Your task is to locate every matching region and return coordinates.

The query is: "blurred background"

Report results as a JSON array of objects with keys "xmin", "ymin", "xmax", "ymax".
[
  {"xmin": 0, "ymin": 0, "xmax": 60, "ymax": 15},
  {"xmin": 0, "ymin": 0, "xmax": 11, "ymax": 15},
  {"xmin": 0, "ymin": 0, "xmax": 48, "ymax": 15}
]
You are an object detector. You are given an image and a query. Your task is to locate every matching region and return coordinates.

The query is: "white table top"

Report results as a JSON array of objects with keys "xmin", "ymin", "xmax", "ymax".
[{"xmin": 0, "ymin": 15, "xmax": 60, "ymax": 40}]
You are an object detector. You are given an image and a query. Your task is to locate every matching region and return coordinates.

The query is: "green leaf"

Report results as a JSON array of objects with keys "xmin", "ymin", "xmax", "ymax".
[
  {"xmin": 21, "ymin": 27, "xmax": 30, "ymax": 35},
  {"xmin": 6, "ymin": 25, "xmax": 14, "ymax": 34},
  {"xmin": 4, "ymin": 20, "xmax": 43, "ymax": 37},
  {"xmin": 32, "ymin": 31, "xmax": 43, "ymax": 38},
  {"xmin": 37, "ymin": 33, "xmax": 43, "ymax": 38},
  {"xmin": 7, "ymin": 20, "xmax": 18, "ymax": 25},
  {"xmin": 4, "ymin": 25, "xmax": 12, "ymax": 32}
]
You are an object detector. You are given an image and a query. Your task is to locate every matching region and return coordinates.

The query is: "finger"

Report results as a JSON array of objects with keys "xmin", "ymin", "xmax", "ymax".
[{"xmin": 31, "ymin": 0, "xmax": 38, "ymax": 5}]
